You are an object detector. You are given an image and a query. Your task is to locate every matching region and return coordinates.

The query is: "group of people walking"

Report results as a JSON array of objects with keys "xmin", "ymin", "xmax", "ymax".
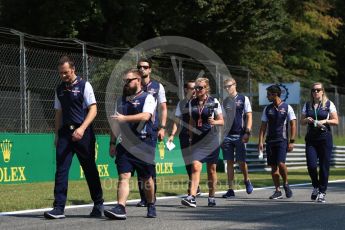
[{"xmin": 44, "ymin": 55, "xmax": 339, "ymax": 220}]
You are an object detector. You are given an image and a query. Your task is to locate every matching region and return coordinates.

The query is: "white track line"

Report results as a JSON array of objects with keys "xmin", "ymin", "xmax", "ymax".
[{"xmin": 1, "ymin": 179, "xmax": 345, "ymax": 216}]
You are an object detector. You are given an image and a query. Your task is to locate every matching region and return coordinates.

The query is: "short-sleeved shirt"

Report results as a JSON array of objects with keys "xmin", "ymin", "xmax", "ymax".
[
  {"xmin": 189, "ymin": 96, "xmax": 222, "ymax": 134},
  {"xmin": 142, "ymin": 80, "xmax": 167, "ymax": 130},
  {"xmin": 54, "ymin": 81, "xmax": 96, "ymax": 110},
  {"xmin": 223, "ymin": 94, "xmax": 252, "ymax": 136},
  {"xmin": 261, "ymin": 102, "xmax": 296, "ymax": 142},
  {"xmin": 174, "ymin": 98, "xmax": 190, "ymax": 136},
  {"xmin": 116, "ymin": 91, "xmax": 155, "ymax": 138},
  {"xmin": 54, "ymin": 77, "xmax": 96, "ymax": 125},
  {"xmin": 302, "ymin": 101, "xmax": 336, "ymax": 117},
  {"xmin": 302, "ymin": 100, "xmax": 336, "ymax": 137},
  {"xmin": 115, "ymin": 91, "xmax": 157, "ymax": 163}
]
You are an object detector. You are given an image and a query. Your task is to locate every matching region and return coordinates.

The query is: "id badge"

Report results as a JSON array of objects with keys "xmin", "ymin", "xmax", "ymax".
[
  {"xmin": 197, "ymin": 118, "xmax": 202, "ymax": 127},
  {"xmin": 314, "ymin": 120, "xmax": 317, "ymax": 128}
]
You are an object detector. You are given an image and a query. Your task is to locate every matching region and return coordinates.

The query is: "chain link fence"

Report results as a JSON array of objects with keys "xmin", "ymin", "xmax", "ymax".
[{"xmin": 0, "ymin": 27, "xmax": 344, "ymax": 137}]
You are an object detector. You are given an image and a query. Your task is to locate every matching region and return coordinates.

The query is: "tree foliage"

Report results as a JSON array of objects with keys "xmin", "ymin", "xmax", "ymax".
[{"xmin": 0, "ymin": 0, "xmax": 343, "ymax": 85}]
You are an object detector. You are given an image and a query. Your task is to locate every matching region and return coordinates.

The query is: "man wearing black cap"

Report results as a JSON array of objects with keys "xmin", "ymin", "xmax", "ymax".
[{"xmin": 258, "ymin": 84, "xmax": 296, "ymax": 199}]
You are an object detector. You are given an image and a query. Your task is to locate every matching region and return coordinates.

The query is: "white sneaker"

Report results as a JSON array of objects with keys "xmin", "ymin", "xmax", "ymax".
[{"xmin": 316, "ymin": 192, "xmax": 326, "ymax": 203}]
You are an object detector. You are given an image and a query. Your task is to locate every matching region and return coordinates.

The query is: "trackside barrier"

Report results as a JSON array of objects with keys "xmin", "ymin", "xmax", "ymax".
[{"xmin": 224, "ymin": 143, "xmax": 345, "ymax": 172}]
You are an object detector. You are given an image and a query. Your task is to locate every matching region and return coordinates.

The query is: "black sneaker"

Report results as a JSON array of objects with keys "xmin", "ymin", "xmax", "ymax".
[
  {"xmin": 222, "ymin": 189, "xmax": 235, "ymax": 198},
  {"xmin": 283, "ymin": 184, "xmax": 293, "ymax": 198},
  {"xmin": 311, "ymin": 188, "xmax": 318, "ymax": 200},
  {"xmin": 208, "ymin": 197, "xmax": 216, "ymax": 207},
  {"xmin": 44, "ymin": 207, "xmax": 65, "ymax": 219},
  {"xmin": 269, "ymin": 191, "xmax": 283, "ymax": 199},
  {"xmin": 317, "ymin": 192, "xmax": 326, "ymax": 203},
  {"xmin": 181, "ymin": 195, "xmax": 197, "ymax": 208},
  {"xmin": 244, "ymin": 180, "xmax": 254, "ymax": 194},
  {"xmin": 90, "ymin": 203, "xmax": 104, "ymax": 217},
  {"xmin": 196, "ymin": 186, "xmax": 202, "ymax": 197},
  {"xmin": 136, "ymin": 200, "xmax": 147, "ymax": 207},
  {"xmin": 104, "ymin": 204, "xmax": 127, "ymax": 220},
  {"xmin": 147, "ymin": 203, "xmax": 157, "ymax": 218}
]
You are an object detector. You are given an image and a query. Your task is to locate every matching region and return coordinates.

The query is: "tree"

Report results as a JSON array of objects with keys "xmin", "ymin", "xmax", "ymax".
[{"xmin": 283, "ymin": 0, "xmax": 342, "ymax": 85}]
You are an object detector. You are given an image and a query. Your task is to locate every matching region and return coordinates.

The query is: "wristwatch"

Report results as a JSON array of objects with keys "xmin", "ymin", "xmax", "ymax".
[
  {"xmin": 289, "ymin": 139, "xmax": 295, "ymax": 144},
  {"xmin": 159, "ymin": 125, "xmax": 166, "ymax": 129}
]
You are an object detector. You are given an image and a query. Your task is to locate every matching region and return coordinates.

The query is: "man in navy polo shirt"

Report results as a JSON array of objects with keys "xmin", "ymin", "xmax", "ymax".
[
  {"xmin": 258, "ymin": 84, "xmax": 296, "ymax": 199},
  {"xmin": 44, "ymin": 56, "xmax": 104, "ymax": 219},
  {"xmin": 222, "ymin": 77, "xmax": 253, "ymax": 198},
  {"xmin": 105, "ymin": 69, "xmax": 157, "ymax": 219},
  {"xmin": 135, "ymin": 58, "xmax": 167, "ymax": 207}
]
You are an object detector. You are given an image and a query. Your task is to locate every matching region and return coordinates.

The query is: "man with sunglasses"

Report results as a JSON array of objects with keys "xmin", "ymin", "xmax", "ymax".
[
  {"xmin": 221, "ymin": 77, "xmax": 253, "ymax": 199},
  {"xmin": 105, "ymin": 69, "xmax": 157, "ymax": 219},
  {"xmin": 258, "ymin": 84, "xmax": 296, "ymax": 200},
  {"xmin": 136, "ymin": 58, "xmax": 167, "ymax": 207}
]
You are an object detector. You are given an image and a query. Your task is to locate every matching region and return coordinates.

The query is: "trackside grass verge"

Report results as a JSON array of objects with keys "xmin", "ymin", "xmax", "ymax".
[{"xmin": 1, "ymin": 168, "xmax": 345, "ymax": 212}]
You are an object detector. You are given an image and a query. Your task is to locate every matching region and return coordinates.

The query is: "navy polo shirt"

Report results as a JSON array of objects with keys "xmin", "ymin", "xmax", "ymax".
[
  {"xmin": 261, "ymin": 102, "xmax": 296, "ymax": 142},
  {"xmin": 142, "ymin": 80, "xmax": 166, "ymax": 130},
  {"xmin": 174, "ymin": 98, "xmax": 191, "ymax": 136},
  {"xmin": 116, "ymin": 91, "xmax": 155, "ymax": 139},
  {"xmin": 223, "ymin": 94, "xmax": 252, "ymax": 136},
  {"xmin": 54, "ymin": 76, "xmax": 96, "ymax": 126}
]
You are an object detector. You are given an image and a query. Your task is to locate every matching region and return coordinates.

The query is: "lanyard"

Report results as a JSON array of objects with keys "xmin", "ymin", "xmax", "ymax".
[
  {"xmin": 127, "ymin": 90, "xmax": 144, "ymax": 102},
  {"xmin": 273, "ymin": 101, "xmax": 283, "ymax": 112},
  {"xmin": 313, "ymin": 103, "xmax": 322, "ymax": 122},
  {"xmin": 198, "ymin": 96, "xmax": 208, "ymax": 118},
  {"xmin": 142, "ymin": 81, "xmax": 152, "ymax": 92},
  {"xmin": 197, "ymin": 96, "xmax": 208, "ymax": 127},
  {"xmin": 65, "ymin": 77, "xmax": 79, "ymax": 91}
]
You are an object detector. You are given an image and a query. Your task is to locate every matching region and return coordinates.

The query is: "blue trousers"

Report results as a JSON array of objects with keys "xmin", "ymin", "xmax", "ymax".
[
  {"xmin": 54, "ymin": 126, "xmax": 103, "ymax": 209},
  {"xmin": 305, "ymin": 132, "xmax": 333, "ymax": 193}
]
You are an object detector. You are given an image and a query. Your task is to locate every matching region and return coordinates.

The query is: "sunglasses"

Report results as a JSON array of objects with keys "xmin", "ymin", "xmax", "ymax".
[
  {"xmin": 194, "ymin": 86, "xmax": 205, "ymax": 91},
  {"xmin": 137, "ymin": 65, "xmax": 150, "ymax": 70},
  {"xmin": 311, "ymin": 88, "xmax": 322, "ymax": 93},
  {"xmin": 224, "ymin": 83, "xmax": 235, "ymax": 90},
  {"xmin": 123, "ymin": 78, "xmax": 138, "ymax": 84}
]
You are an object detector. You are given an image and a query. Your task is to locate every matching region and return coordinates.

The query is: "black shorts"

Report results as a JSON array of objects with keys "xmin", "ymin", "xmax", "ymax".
[
  {"xmin": 115, "ymin": 144, "xmax": 155, "ymax": 179},
  {"xmin": 266, "ymin": 140, "xmax": 288, "ymax": 165}
]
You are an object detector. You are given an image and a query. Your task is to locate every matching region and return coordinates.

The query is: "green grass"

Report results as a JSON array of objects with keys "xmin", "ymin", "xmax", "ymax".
[{"xmin": 1, "ymin": 168, "xmax": 345, "ymax": 212}]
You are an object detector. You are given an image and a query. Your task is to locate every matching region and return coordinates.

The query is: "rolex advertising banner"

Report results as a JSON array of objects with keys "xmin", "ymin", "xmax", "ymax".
[{"xmin": 0, "ymin": 133, "xmax": 191, "ymax": 184}]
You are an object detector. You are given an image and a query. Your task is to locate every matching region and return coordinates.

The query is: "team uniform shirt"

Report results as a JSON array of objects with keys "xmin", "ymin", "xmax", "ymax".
[
  {"xmin": 223, "ymin": 94, "xmax": 252, "ymax": 136},
  {"xmin": 189, "ymin": 97, "xmax": 222, "ymax": 135},
  {"xmin": 302, "ymin": 100, "xmax": 336, "ymax": 139},
  {"xmin": 142, "ymin": 80, "xmax": 166, "ymax": 134},
  {"xmin": 175, "ymin": 98, "xmax": 191, "ymax": 137},
  {"xmin": 54, "ymin": 77, "xmax": 96, "ymax": 125},
  {"xmin": 302, "ymin": 100, "xmax": 336, "ymax": 120},
  {"xmin": 115, "ymin": 91, "xmax": 156, "ymax": 163},
  {"xmin": 116, "ymin": 91, "xmax": 155, "ymax": 139},
  {"xmin": 261, "ymin": 102, "xmax": 296, "ymax": 142}
]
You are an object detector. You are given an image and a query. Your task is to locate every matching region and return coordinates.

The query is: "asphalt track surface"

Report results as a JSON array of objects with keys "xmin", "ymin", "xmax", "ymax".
[{"xmin": 1, "ymin": 181, "xmax": 345, "ymax": 230}]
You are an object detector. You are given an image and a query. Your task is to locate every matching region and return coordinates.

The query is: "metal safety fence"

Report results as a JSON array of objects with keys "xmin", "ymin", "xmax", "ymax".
[{"xmin": 0, "ymin": 27, "xmax": 344, "ymax": 137}]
